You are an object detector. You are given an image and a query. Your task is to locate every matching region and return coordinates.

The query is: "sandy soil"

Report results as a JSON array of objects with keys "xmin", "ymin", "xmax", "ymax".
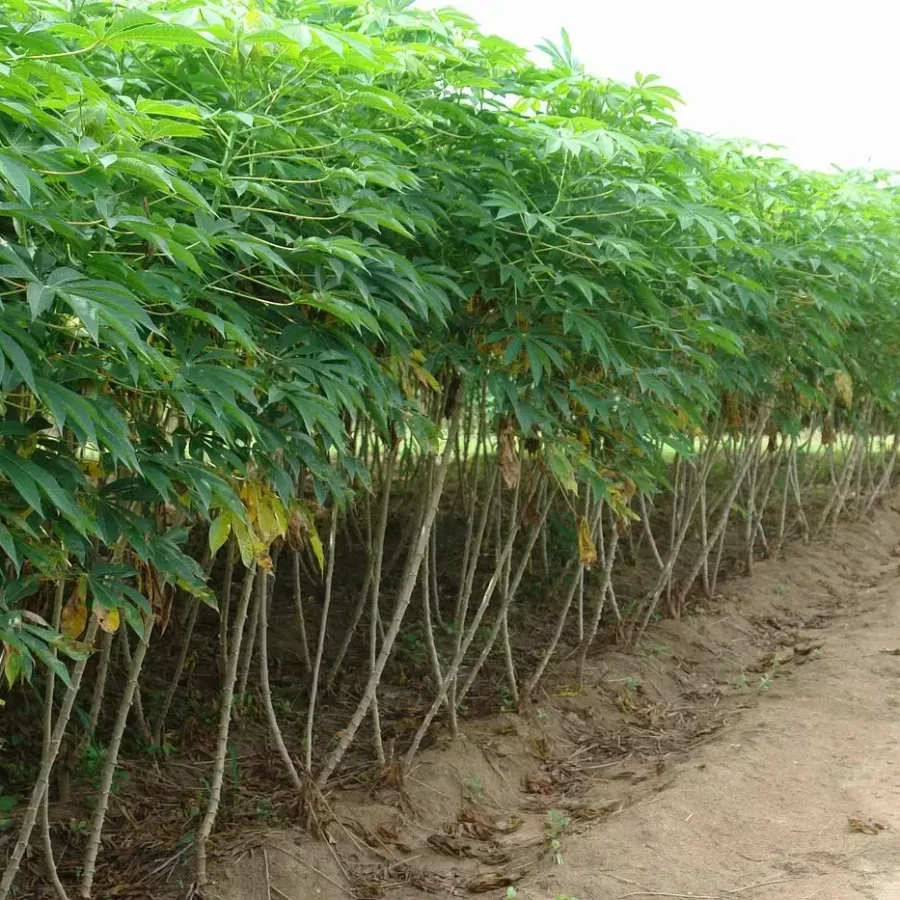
[
  {"xmin": 209, "ymin": 507, "xmax": 900, "ymax": 900},
  {"xmin": 533, "ymin": 519, "xmax": 900, "ymax": 900}
]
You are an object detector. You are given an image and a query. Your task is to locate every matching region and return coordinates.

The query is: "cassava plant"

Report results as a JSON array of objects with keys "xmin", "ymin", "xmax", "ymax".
[{"xmin": 0, "ymin": 1, "xmax": 899, "ymax": 896}]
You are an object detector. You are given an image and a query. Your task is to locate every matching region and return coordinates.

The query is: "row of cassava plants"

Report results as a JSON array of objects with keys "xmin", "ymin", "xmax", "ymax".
[{"xmin": 0, "ymin": 0, "xmax": 898, "ymax": 896}]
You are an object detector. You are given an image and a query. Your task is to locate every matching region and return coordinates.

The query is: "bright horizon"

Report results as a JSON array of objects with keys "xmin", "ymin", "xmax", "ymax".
[{"xmin": 417, "ymin": 0, "xmax": 900, "ymax": 173}]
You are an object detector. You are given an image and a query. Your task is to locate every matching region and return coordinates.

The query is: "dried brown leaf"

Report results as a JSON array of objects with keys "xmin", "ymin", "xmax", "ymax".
[
  {"xmin": 848, "ymin": 816, "xmax": 885, "ymax": 835},
  {"xmin": 576, "ymin": 516, "xmax": 597, "ymax": 568},
  {"xmin": 466, "ymin": 871, "xmax": 520, "ymax": 893},
  {"xmin": 498, "ymin": 425, "xmax": 520, "ymax": 490}
]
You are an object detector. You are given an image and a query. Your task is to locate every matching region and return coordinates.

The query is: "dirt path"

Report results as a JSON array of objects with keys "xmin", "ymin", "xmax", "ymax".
[{"xmin": 531, "ymin": 522, "xmax": 900, "ymax": 900}]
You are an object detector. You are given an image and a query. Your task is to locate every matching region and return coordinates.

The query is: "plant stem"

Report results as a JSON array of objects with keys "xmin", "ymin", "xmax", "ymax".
[
  {"xmin": 41, "ymin": 579, "xmax": 69, "ymax": 900},
  {"xmin": 305, "ymin": 507, "xmax": 339, "ymax": 773},
  {"xmin": 257, "ymin": 567, "xmax": 304, "ymax": 791},
  {"xmin": 195, "ymin": 561, "xmax": 257, "ymax": 889},
  {"xmin": 317, "ymin": 396, "xmax": 462, "ymax": 788},
  {"xmin": 0, "ymin": 619, "xmax": 99, "ymax": 900},
  {"xmin": 80, "ymin": 616, "xmax": 154, "ymax": 898}
]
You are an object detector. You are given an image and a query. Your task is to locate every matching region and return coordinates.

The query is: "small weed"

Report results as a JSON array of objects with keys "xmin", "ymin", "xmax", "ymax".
[
  {"xmin": 78, "ymin": 741, "xmax": 106, "ymax": 780},
  {"xmin": 733, "ymin": 673, "xmax": 749, "ymax": 691},
  {"xmin": 621, "ymin": 600, "xmax": 639, "ymax": 619},
  {"xmin": 643, "ymin": 643, "xmax": 670, "ymax": 660},
  {"xmin": 396, "ymin": 630, "xmax": 428, "ymax": 666},
  {"xmin": 536, "ymin": 707, "xmax": 548, "ymax": 724},
  {"xmin": 759, "ymin": 672, "xmax": 773, "ymax": 692},
  {"xmin": 773, "ymin": 582, "xmax": 789, "ymax": 596},
  {"xmin": 256, "ymin": 797, "xmax": 278, "ymax": 825},
  {"xmin": 149, "ymin": 741, "xmax": 176, "ymax": 760},
  {"xmin": 625, "ymin": 675, "xmax": 641, "ymax": 691},
  {"xmin": 545, "ymin": 809, "xmax": 571, "ymax": 865},
  {"xmin": 463, "ymin": 774, "xmax": 484, "ymax": 803},
  {"xmin": 545, "ymin": 809, "xmax": 571, "ymax": 838}
]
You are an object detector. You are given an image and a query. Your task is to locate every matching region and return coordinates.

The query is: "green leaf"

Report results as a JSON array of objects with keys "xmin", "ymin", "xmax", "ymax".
[
  {"xmin": 62, "ymin": 294, "xmax": 100, "ymax": 343},
  {"xmin": 0, "ymin": 154, "xmax": 31, "ymax": 205},
  {"xmin": 26, "ymin": 283, "xmax": 54, "ymax": 320},
  {"xmin": 0, "ymin": 452, "xmax": 42, "ymax": 514},
  {"xmin": 19, "ymin": 630, "xmax": 72, "ymax": 689},
  {"xmin": 104, "ymin": 12, "xmax": 208, "ymax": 48},
  {"xmin": 0, "ymin": 331, "xmax": 35, "ymax": 391},
  {"xmin": 136, "ymin": 98, "xmax": 203, "ymax": 120},
  {"xmin": 208, "ymin": 512, "xmax": 232, "ymax": 554},
  {"xmin": 0, "ymin": 452, "xmax": 86, "ymax": 527},
  {"xmin": 0, "ymin": 521, "xmax": 21, "ymax": 572}
]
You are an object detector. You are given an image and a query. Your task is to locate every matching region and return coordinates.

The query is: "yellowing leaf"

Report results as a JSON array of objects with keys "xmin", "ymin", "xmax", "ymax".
[
  {"xmin": 256, "ymin": 494, "xmax": 287, "ymax": 545},
  {"xmin": 412, "ymin": 364, "xmax": 440, "ymax": 391},
  {"xmin": 94, "ymin": 605, "xmax": 120, "ymax": 634},
  {"xmin": 609, "ymin": 492, "xmax": 640, "ymax": 528},
  {"xmin": 209, "ymin": 512, "xmax": 232, "ymax": 554},
  {"xmin": 834, "ymin": 371, "xmax": 853, "ymax": 408},
  {"xmin": 554, "ymin": 684, "xmax": 583, "ymax": 697},
  {"xmin": 84, "ymin": 461, "xmax": 105, "ymax": 483},
  {"xmin": 308, "ymin": 524, "xmax": 325, "ymax": 572},
  {"xmin": 61, "ymin": 590, "xmax": 87, "ymax": 639},
  {"xmin": 270, "ymin": 496, "xmax": 288, "ymax": 536},
  {"xmin": 3, "ymin": 644, "xmax": 24, "ymax": 688},
  {"xmin": 240, "ymin": 481, "xmax": 261, "ymax": 525},
  {"xmin": 231, "ymin": 516, "xmax": 256, "ymax": 567},
  {"xmin": 576, "ymin": 516, "xmax": 597, "ymax": 568}
]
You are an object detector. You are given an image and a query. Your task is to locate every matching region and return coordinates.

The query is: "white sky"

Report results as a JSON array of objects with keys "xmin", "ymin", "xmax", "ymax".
[{"xmin": 416, "ymin": 0, "xmax": 900, "ymax": 172}]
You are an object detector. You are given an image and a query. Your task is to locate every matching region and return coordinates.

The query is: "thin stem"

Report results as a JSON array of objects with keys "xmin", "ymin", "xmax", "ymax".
[
  {"xmin": 305, "ymin": 508, "xmax": 340, "ymax": 773},
  {"xmin": 0, "ymin": 620, "xmax": 99, "ymax": 900},
  {"xmin": 195, "ymin": 562, "xmax": 257, "ymax": 889},
  {"xmin": 41, "ymin": 579, "xmax": 69, "ymax": 900},
  {"xmin": 257, "ymin": 567, "xmax": 304, "ymax": 791},
  {"xmin": 80, "ymin": 617, "xmax": 154, "ymax": 898}
]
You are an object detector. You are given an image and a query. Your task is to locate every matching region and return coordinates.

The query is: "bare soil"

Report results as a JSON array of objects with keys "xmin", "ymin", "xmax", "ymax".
[{"xmin": 208, "ymin": 505, "xmax": 900, "ymax": 900}]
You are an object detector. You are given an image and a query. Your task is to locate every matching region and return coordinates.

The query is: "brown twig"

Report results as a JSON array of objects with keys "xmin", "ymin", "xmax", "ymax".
[{"xmin": 726, "ymin": 877, "xmax": 795, "ymax": 894}]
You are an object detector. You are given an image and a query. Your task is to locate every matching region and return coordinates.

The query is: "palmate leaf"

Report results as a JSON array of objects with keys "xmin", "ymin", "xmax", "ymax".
[
  {"xmin": 19, "ymin": 629, "xmax": 73, "ymax": 687},
  {"xmin": 103, "ymin": 11, "xmax": 211, "ymax": 48},
  {"xmin": 0, "ymin": 0, "xmax": 896, "ymax": 698}
]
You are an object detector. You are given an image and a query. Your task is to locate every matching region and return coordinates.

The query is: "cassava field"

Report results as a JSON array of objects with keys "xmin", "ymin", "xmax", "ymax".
[{"xmin": 0, "ymin": 2, "xmax": 899, "ymax": 899}]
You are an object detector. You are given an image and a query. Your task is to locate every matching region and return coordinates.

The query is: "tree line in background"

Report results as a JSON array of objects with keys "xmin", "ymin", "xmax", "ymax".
[{"xmin": 0, "ymin": 0, "xmax": 898, "ymax": 896}]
